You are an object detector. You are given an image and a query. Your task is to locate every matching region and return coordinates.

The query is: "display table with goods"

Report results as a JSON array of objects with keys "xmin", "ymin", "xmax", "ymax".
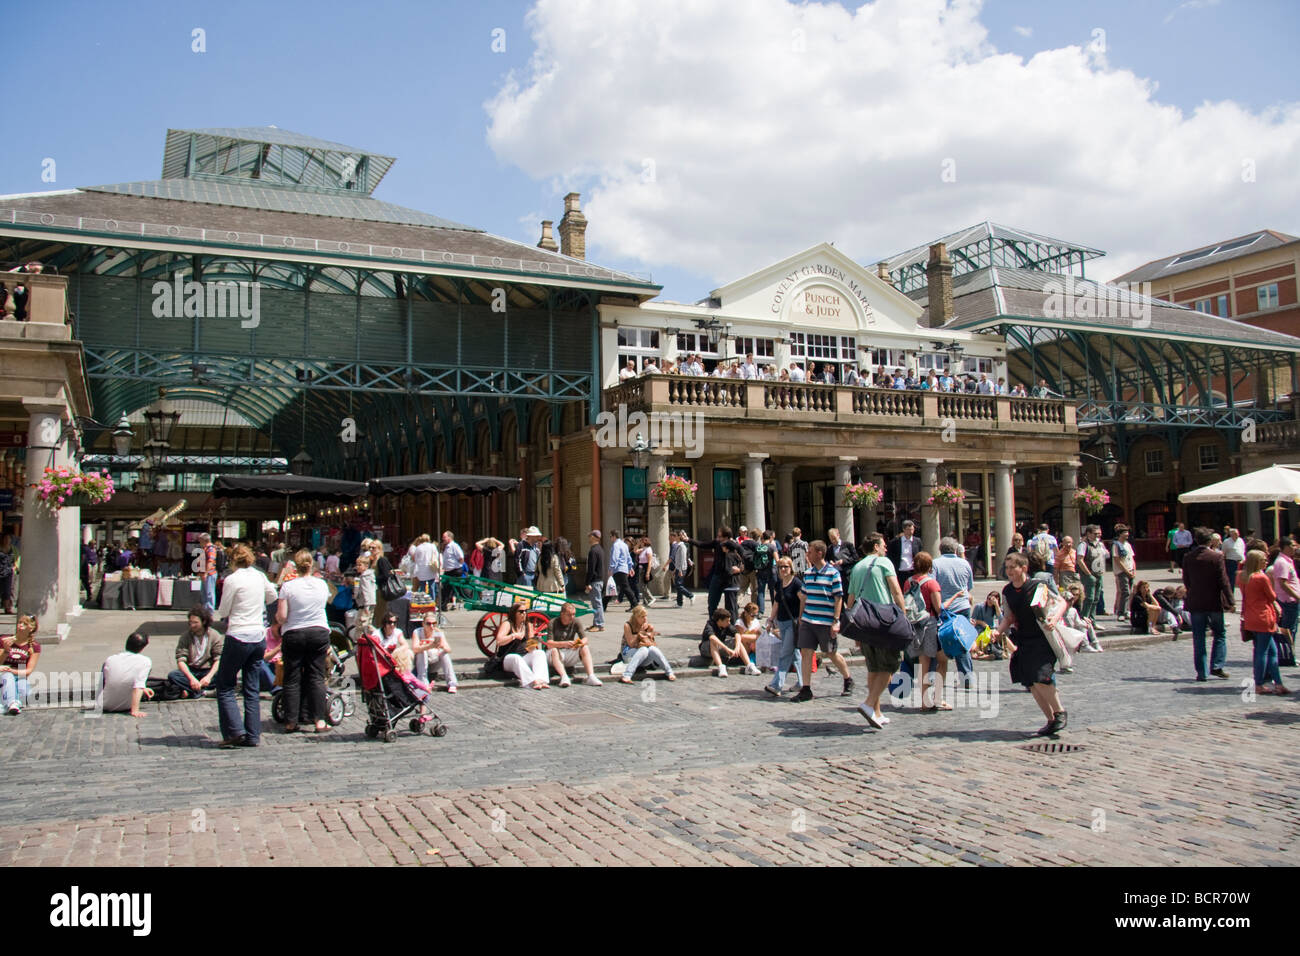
[{"xmin": 97, "ymin": 571, "xmax": 202, "ymax": 610}]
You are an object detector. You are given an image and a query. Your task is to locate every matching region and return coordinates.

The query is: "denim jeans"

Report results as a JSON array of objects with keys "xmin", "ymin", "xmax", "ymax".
[
  {"xmin": 1245, "ymin": 630, "xmax": 1282, "ymax": 687},
  {"xmin": 166, "ymin": 664, "xmax": 214, "ymax": 699},
  {"xmin": 1, "ymin": 673, "xmax": 28, "ymax": 710},
  {"xmin": 1113, "ymin": 573, "xmax": 1132, "ymax": 618},
  {"xmin": 707, "ymin": 574, "xmax": 725, "ymax": 616},
  {"xmin": 754, "ymin": 571, "xmax": 772, "ymax": 617},
  {"xmin": 673, "ymin": 570, "xmax": 693, "ymax": 606},
  {"xmin": 1190, "ymin": 611, "xmax": 1227, "ymax": 680},
  {"xmin": 1279, "ymin": 601, "xmax": 1299, "ymax": 639},
  {"xmin": 767, "ymin": 618, "xmax": 801, "ymax": 692},
  {"xmin": 621, "ymin": 643, "xmax": 673, "ymax": 679},
  {"xmin": 585, "ymin": 583, "xmax": 606, "ymax": 627},
  {"xmin": 216, "ymin": 634, "xmax": 266, "ymax": 744},
  {"xmin": 1081, "ymin": 573, "xmax": 1104, "ymax": 621},
  {"xmin": 203, "ymin": 575, "xmax": 217, "ymax": 610}
]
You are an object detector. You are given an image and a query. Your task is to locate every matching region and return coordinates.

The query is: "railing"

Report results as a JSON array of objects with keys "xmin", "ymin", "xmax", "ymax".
[
  {"xmin": 1255, "ymin": 420, "xmax": 1300, "ymax": 445},
  {"xmin": 0, "ymin": 272, "xmax": 70, "ymax": 325},
  {"xmin": 603, "ymin": 375, "xmax": 1076, "ymax": 432}
]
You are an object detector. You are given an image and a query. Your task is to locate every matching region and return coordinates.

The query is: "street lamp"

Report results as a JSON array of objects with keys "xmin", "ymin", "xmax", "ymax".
[
  {"xmin": 630, "ymin": 433, "xmax": 653, "ymax": 470},
  {"xmin": 144, "ymin": 395, "xmax": 181, "ymax": 447},
  {"xmin": 291, "ymin": 449, "xmax": 314, "ymax": 476},
  {"xmin": 111, "ymin": 413, "xmax": 134, "ymax": 458},
  {"xmin": 1079, "ymin": 445, "xmax": 1119, "ymax": 479}
]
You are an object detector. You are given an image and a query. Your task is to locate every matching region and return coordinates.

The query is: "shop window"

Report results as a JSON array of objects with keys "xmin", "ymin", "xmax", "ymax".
[{"xmin": 1198, "ymin": 445, "xmax": 1220, "ymax": 472}]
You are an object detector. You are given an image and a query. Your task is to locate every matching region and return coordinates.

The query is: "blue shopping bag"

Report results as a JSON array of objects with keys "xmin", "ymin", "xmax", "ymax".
[{"xmin": 937, "ymin": 610, "xmax": 977, "ymax": 658}]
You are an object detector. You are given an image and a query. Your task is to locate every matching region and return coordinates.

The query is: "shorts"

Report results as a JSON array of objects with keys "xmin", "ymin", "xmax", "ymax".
[
  {"xmin": 796, "ymin": 621, "xmax": 836, "ymax": 653},
  {"xmin": 863, "ymin": 643, "xmax": 903, "ymax": 673},
  {"xmin": 917, "ymin": 620, "xmax": 941, "ymax": 658},
  {"xmin": 553, "ymin": 647, "xmax": 583, "ymax": 668}
]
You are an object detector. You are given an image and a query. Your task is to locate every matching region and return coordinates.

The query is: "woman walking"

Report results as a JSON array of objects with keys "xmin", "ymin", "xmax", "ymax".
[
  {"xmin": 214, "ymin": 544, "xmax": 277, "ymax": 748},
  {"xmin": 636, "ymin": 537, "xmax": 657, "ymax": 606},
  {"xmin": 763, "ymin": 556, "xmax": 804, "ymax": 697},
  {"xmin": 277, "ymin": 549, "xmax": 332, "ymax": 734},
  {"xmin": 993, "ymin": 553, "xmax": 1068, "ymax": 737},
  {"xmin": 1241, "ymin": 549, "xmax": 1289, "ymax": 695}
]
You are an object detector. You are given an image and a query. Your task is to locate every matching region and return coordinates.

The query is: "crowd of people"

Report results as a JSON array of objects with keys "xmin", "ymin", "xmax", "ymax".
[
  {"xmin": 3, "ymin": 512, "xmax": 1292, "ymax": 739},
  {"xmin": 619, "ymin": 353, "xmax": 1057, "ymax": 397}
]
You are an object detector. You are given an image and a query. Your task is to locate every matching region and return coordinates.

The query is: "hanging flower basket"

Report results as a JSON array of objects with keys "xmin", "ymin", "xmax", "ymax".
[
  {"xmin": 34, "ymin": 468, "xmax": 116, "ymax": 512},
  {"xmin": 927, "ymin": 484, "xmax": 966, "ymax": 507},
  {"xmin": 843, "ymin": 481, "xmax": 882, "ymax": 509},
  {"xmin": 651, "ymin": 473, "xmax": 698, "ymax": 505},
  {"xmin": 1073, "ymin": 485, "xmax": 1110, "ymax": 515}
]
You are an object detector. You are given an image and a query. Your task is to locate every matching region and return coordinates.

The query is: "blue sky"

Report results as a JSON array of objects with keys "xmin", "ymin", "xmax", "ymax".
[{"xmin": 17, "ymin": 0, "xmax": 1300, "ymax": 301}]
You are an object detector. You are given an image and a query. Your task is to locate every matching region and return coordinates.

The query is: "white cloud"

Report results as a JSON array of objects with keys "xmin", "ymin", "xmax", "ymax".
[
  {"xmin": 1165, "ymin": 0, "xmax": 1221, "ymax": 25},
  {"xmin": 1013, "ymin": 24, "xmax": 1032, "ymax": 37},
  {"xmin": 486, "ymin": 0, "xmax": 1300, "ymax": 292}
]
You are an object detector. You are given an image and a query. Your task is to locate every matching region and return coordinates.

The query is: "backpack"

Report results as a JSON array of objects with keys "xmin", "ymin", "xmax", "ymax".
[
  {"xmin": 214, "ymin": 545, "xmax": 228, "ymax": 574},
  {"xmin": 517, "ymin": 544, "xmax": 537, "ymax": 576},
  {"xmin": 723, "ymin": 546, "xmax": 745, "ymax": 579},
  {"xmin": 740, "ymin": 539, "xmax": 756, "ymax": 573},
  {"xmin": 753, "ymin": 543, "xmax": 773, "ymax": 573},
  {"xmin": 904, "ymin": 575, "xmax": 932, "ymax": 625}
]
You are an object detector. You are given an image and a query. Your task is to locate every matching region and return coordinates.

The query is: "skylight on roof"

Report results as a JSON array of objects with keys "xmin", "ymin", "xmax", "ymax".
[
  {"xmin": 1170, "ymin": 247, "xmax": 1216, "ymax": 265},
  {"xmin": 1169, "ymin": 233, "xmax": 1264, "ymax": 266},
  {"xmin": 1212, "ymin": 234, "xmax": 1263, "ymax": 255}
]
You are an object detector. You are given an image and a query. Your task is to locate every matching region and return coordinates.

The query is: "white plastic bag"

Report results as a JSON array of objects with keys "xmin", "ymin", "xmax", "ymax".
[{"xmin": 756, "ymin": 629, "xmax": 780, "ymax": 669}]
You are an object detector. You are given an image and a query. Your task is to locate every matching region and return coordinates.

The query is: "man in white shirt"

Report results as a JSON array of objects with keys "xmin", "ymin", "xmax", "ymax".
[
  {"xmin": 888, "ymin": 520, "xmax": 919, "ymax": 588},
  {"xmin": 618, "ymin": 359, "xmax": 637, "ymax": 381},
  {"xmin": 440, "ymin": 531, "xmax": 465, "ymax": 612},
  {"xmin": 1222, "ymin": 528, "xmax": 1246, "ymax": 595},
  {"xmin": 977, "ymin": 373, "xmax": 994, "ymax": 395},
  {"xmin": 1111, "ymin": 524, "xmax": 1136, "ymax": 620},
  {"xmin": 740, "ymin": 353, "xmax": 759, "ymax": 379},
  {"xmin": 789, "ymin": 363, "xmax": 806, "ymax": 383},
  {"xmin": 98, "ymin": 632, "xmax": 154, "ymax": 717},
  {"xmin": 641, "ymin": 357, "xmax": 660, "ymax": 374},
  {"xmin": 689, "ymin": 355, "xmax": 705, "ymax": 376}
]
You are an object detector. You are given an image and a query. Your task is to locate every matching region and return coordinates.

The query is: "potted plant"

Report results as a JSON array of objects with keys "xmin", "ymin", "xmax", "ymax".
[
  {"xmin": 34, "ymin": 467, "xmax": 116, "ymax": 511},
  {"xmin": 927, "ymin": 484, "xmax": 966, "ymax": 507},
  {"xmin": 843, "ymin": 481, "xmax": 883, "ymax": 509},
  {"xmin": 1073, "ymin": 485, "xmax": 1110, "ymax": 516},
  {"xmin": 650, "ymin": 473, "xmax": 698, "ymax": 505}
]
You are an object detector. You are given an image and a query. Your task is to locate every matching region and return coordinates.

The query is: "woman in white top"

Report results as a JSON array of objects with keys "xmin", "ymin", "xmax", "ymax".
[
  {"xmin": 411, "ymin": 610, "xmax": 457, "ymax": 693},
  {"xmin": 637, "ymin": 537, "xmax": 657, "ymax": 606},
  {"xmin": 215, "ymin": 544, "xmax": 278, "ymax": 748},
  {"xmin": 277, "ymin": 549, "xmax": 332, "ymax": 734}
]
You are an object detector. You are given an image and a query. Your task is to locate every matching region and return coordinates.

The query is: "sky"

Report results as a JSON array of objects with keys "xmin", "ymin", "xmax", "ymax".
[{"xmin": 16, "ymin": 0, "xmax": 1300, "ymax": 302}]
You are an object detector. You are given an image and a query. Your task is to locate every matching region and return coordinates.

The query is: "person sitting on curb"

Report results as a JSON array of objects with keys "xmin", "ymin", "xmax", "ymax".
[
  {"xmin": 547, "ymin": 603, "xmax": 603, "ymax": 687},
  {"xmin": 700, "ymin": 608, "xmax": 761, "ymax": 678},
  {"xmin": 98, "ymin": 632, "xmax": 154, "ymax": 718},
  {"xmin": 0, "ymin": 615, "xmax": 41, "ymax": 715},
  {"xmin": 411, "ymin": 611, "xmax": 458, "ymax": 693},
  {"xmin": 166, "ymin": 605, "xmax": 224, "ymax": 699},
  {"xmin": 619, "ymin": 605, "xmax": 676, "ymax": 684}
]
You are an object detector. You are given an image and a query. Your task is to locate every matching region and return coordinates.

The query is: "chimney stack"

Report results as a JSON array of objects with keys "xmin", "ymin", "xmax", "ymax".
[
  {"xmin": 875, "ymin": 262, "xmax": 893, "ymax": 286},
  {"xmin": 925, "ymin": 242, "xmax": 954, "ymax": 328},
  {"xmin": 559, "ymin": 192, "xmax": 587, "ymax": 260},
  {"xmin": 537, "ymin": 220, "xmax": 558, "ymax": 252}
]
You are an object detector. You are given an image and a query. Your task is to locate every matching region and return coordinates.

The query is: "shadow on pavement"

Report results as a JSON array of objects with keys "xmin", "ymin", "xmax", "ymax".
[
  {"xmin": 139, "ymin": 734, "xmax": 213, "ymax": 748},
  {"xmin": 1245, "ymin": 710, "xmax": 1300, "ymax": 725},
  {"xmin": 770, "ymin": 719, "xmax": 866, "ymax": 737},
  {"xmin": 909, "ymin": 728, "xmax": 1039, "ymax": 743}
]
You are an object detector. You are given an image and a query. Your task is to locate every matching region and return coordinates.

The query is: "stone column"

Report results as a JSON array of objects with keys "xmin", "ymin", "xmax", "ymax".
[
  {"xmin": 599, "ymin": 458, "xmax": 621, "ymax": 537},
  {"xmin": 20, "ymin": 402, "xmax": 70, "ymax": 637},
  {"xmin": 1245, "ymin": 501, "xmax": 1263, "ymax": 537},
  {"xmin": 920, "ymin": 460, "xmax": 941, "ymax": 556},
  {"xmin": 1061, "ymin": 461, "xmax": 1081, "ymax": 542},
  {"xmin": 648, "ymin": 452, "xmax": 671, "ymax": 596},
  {"xmin": 995, "ymin": 463, "xmax": 1014, "ymax": 576},
  {"xmin": 775, "ymin": 463, "xmax": 796, "ymax": 536},
  {"xmin": 744, "ymin": 454, "xmax": 768, "ymax": 535},
  {"xmin": 834, "ymin": 458, "xmax": 855, "ymax": 545},
  {"xmin": 858, "ymin": 469, "xmax": 879, "ymax": 540}
]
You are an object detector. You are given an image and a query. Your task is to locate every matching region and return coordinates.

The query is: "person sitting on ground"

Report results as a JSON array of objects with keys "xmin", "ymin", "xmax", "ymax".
[
  {"xmin": 410, "ymin": 610, "xmax": 457, "ymax": 693},
  {"xmin": 495, "ymin": 602, "xmax": 549, "ymax": 690},
  {"xmin": 1129, "ymin": 580, "xmax": 1163, "ymax": 635},
  {"xmin": 0, "ymin": 615, "xmax": 41, "ymax": 715},
  {"xmin": 1154, "ymin": 587, "xmax": 1182, "ymax": 638},
  {"xmin": 1062, "ymin": 584, "xmax": 1103, "ymax": 652},
  {"xmin": 737, "ymin": 601, "xmax": 764, "ymax": 658},
  {"xmin": 546, "ymin": 603, "xmax": 602, "ymax": 687},
  {"xmin": 1171, "ymin": 585, "xmax": 1193, "ymax": 631},
  {"xmin": 98, "ymin": 631, "xmax": 154, "ymax": 718},
  {"xmin": 620, "ymin": 605, "xmax": 676, "ymax": 684},
  {"xmin": 700, "ymin": 608, "xmax": 761, "ymax": 678},
  {"xmin": 167, "ymin": 604, "xmax": 224, "ymax": 699},
  {"xmin": 972, "ymin": 591, "xmax": 1002, "ymax": 629}
]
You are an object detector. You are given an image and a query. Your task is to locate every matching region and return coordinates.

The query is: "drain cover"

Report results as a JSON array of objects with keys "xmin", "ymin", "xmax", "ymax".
[{"xmin": 1020, "ymin": 741, "xmax": 1085, "ymax": 754}]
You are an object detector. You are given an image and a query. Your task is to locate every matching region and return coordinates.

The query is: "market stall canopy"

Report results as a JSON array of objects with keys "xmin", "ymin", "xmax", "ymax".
[
  {"xmin": 1178, "ymin": 465, "xmax": 1300, "ymax": 503},
  {"xmin": 368, "ymin": 472, "xmax": 521, "ymax": 496},
  {"xmin": 211, "ymin": 474, "xmax": 368, "ymax": 501}
]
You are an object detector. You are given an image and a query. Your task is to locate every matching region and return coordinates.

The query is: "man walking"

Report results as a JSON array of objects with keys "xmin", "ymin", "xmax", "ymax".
[
  {"xmin": 584, "ymin": 531, "xmax": 607, "ymax": 631},
  {"xmin": 1029, "ymin": 523, "xmax": 1059, "ymax": 570},
  {"xmin": 1182, "ymin": 526, "xmax": 1234, "ymax": 681},
  {"xmin": 887, "ymin": 519, "xmax": 919, "ymax": 590},
  {"xmin": 670, "ymin": 531, "xmax": 694, "ymax": 607},
  {"xmin": 607, "ymin": 531, "xmax": 638, "ymax": 607},
  {"xmin": 1111, "ymin": 525, "xmax": 1135, "ymax": 621},
  {"xmin": 932, "ymin": 537, "xmax": 974, "ymax": 687},
  {"xmin": 752, "ymin": 531, "xmax": 776, "ymax": 616},
  {"xmin": 791, "ymin": 540, "xmax": 853, "ymax": 702},
  {"xmin": 515, "ymin": 527, "xmax": 541, "ymax": 589},
  {"xmin": 844, "ymin": 533, "xmax": 905, "ymax": 728}
]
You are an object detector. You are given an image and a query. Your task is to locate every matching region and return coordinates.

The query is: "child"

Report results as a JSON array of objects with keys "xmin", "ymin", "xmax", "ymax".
[
  {"xmin": 1064, "ymin": 584, "xmax": 1104, "ymax": 652},
  {"xmin": 352, "ymin": 554, "xmax": 376, "ymax": 638}
]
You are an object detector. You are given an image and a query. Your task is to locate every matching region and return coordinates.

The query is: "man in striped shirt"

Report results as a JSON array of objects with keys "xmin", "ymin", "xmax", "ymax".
[{"xmin": 792, "ymin": 540, "xmax": 854, "ymax": 702}]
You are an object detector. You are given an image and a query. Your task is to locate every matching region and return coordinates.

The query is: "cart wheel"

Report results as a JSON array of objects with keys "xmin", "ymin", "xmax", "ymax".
[
  {"xmin": 432, "ymin": 722, "xmax": 448, "ymax": 737},
  {"xmin": 364, "ymin": 724, "xmax": 378, "ymax": 739},
  {"xmin": 476, "ymin": 611, "xmax": 506, "ymax": 657},
  {"xmin": 327, "ymin": 695, "xmax": 346, "ymax": 726},
  {"xmin": 343, "ymin": 695, "xmax": 356, "ymax": 717},
  {"xmin": 383, "ymin": 730, "xmax": 398, "ymax": 743},
  {"xmin": 409, "ymin": 719, "xmax": 422, "ymax": 734},
  {"xmin": 271, "ymin": 693, "xmax": 286, "ymax": 724},
  {"xmin": 527, "ymin": 612, "xmax": 550, "ymax": 641}
]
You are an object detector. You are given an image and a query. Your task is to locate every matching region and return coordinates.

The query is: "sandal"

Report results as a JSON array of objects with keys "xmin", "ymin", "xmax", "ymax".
[
  {"xmin": 620, "ymin": 676, "xmax": 634, "ymax": 684},
  {"xmin": 667, "ymin": 674, "xmax": 677, "ymax": 681},
  {"xmin": 937, "ymin": 701, "xmax": 954, "ymax": 711}
]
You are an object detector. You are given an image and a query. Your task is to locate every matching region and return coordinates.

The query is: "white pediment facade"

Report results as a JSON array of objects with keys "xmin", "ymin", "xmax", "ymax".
[{"xmin": 710, "ymin": 243, "xmax": 925, "ymax": 335}]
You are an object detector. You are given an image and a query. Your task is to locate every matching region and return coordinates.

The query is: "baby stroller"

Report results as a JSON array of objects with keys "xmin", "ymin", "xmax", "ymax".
[{"xmin": 356, "ymin": 632, "xmax": 447, "ymax": 742}]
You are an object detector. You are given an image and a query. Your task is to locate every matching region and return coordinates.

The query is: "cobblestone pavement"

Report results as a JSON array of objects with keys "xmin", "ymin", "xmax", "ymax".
[{"xmin": 2, "ymin": 632, "xmax": 1297, "ymax": 865}]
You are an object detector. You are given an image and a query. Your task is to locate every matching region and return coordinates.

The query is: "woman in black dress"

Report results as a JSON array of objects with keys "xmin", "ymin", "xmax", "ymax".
[{"xmin": 994, "ymin": 552, "xmax": 1067, "ymax": 737}]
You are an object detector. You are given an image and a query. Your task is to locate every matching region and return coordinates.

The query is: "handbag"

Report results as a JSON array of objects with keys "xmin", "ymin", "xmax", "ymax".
[
  {"xmin": 379, "ymin": 571, "xmax": 406, "ymax": 602},
  {"xmin": 937, "ymin": 610, "xmax": 977, "ymax": 658},
  {"xmin": 842, "ymin": 598, "xmax": 913, "ymax": 651}
]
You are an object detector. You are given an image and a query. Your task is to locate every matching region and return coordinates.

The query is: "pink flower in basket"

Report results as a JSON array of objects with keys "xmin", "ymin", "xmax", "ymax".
[{"xmin": 926, "ymin": 484, "xmax": 966, "ymax": 507}]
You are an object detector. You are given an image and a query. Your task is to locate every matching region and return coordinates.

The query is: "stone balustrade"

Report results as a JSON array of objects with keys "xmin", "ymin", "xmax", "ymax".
[{"xmin": 604, "ymin": 374, "xmax": 1077, "ymax": 433}]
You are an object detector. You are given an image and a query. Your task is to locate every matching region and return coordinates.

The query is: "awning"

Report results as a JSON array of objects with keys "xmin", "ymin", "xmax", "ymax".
[
  {"xmin": 367, "ymin": 472, "xmax": 520, "ymax": 496},
  {"xmin": 1178, "ymin": 465, "xmax": 1300, "ymax": 503},
  {"xmin": 211, "ymin": 474, "xmax": 368, "ymax": 501}
]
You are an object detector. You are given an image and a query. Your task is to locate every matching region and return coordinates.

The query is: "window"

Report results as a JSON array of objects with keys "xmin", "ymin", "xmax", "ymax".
[
  {"xmin": 674, "ymin": 331, "xmax": 720, "ymax": 371},
  {"xmin": 1198, "ymin": 444, "xmax": 1220, "ymax": 471},
  {"xmin": 1194, "ymin": 298, "xmax": 1212, "ymax": 314},
  {"xmin": 1216, "ymin": 294, "xmax": 1229, "ymax": 317},
  {"xmin": 790, "ymin": 332, "xmax": 857, "ymax": 378},
  {"xmin": 961, "ymin": 356, "xmax": 995, "ymax": 374},
  {"xmin": 865, "ymin": 347, "xmax": 905, "ymax": 369},
  {"xmin": 1257, "ymin": 284, "xmax": 1279, "ymax": 310},
  {"xmin": 733, "ymin": 336, "xmax": 775, "ymax": 360},
  {"xmin": 915, "ymin": 352, "xmax": 946, "ymax": 372},
  {"xmin": 1050, "ymin": 465, "xmax": 1063, "ymax": 484},
  {"xmin": 1144, "ymin": 448, "xmax": 1164, "ymax": 476},
  {"xmin": 617, "ymin": 327, "xmax": 660, "ymax": 372}
]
